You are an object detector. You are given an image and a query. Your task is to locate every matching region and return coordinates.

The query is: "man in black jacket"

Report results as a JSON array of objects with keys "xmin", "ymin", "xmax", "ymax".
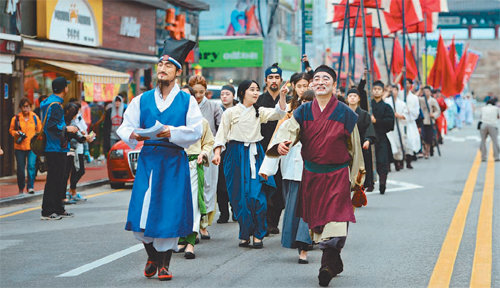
[
  {"xmin": 370, "ymin": 81, "xmax": 395, "ymax": 194},
  {"xmin": 256, "ymin": 63, "xmax": 285, "ymax": 234}
]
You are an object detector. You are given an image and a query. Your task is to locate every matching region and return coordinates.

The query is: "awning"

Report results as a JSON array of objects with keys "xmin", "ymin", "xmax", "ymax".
[{"xmin": 33, "ymin": 59, "xmax": 130, "ymax": 84}]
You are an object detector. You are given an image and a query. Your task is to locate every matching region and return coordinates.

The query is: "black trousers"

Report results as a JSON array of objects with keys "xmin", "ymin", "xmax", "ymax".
[
  {"xmin": 42, "ymin": 152, "xmax": 67, "ymax": 216},
  {"xmin": 216, "ymin": 152, "xmax": 230, "ymax": 220},
  {"xmin": 64, "ymin": 154, "xmax": 86, "ymax": 190},
  {"xmin": 264, "ymin": 168, "xmax": 284, "ymax": 229},
  {"xmin": 362, "ymin": 148, "xmax": 374, "ymax": 188}
]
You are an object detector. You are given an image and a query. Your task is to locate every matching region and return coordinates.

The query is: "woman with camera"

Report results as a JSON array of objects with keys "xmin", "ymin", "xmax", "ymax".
[{"xmin": 9, "ymin": 97, "xmax": 42, "ymax": 194}]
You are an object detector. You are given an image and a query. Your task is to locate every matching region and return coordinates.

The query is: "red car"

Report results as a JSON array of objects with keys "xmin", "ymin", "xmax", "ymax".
[{"xmin": 107, "ymin": 140, "xmax": 143, "ymax": 189}]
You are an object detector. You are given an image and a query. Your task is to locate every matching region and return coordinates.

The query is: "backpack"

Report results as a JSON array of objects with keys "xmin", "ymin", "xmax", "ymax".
[{"xmin": 30, "ymin": 102, "xmax": 59, "ymax": 156}]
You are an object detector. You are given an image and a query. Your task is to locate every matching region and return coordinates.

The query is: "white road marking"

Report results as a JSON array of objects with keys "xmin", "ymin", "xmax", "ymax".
[
  {"xmin": 57, "ymin": 244, "xmax": 143, "ymax": 277},
  {"xmin": 366, "ymin": 179, "xmax": 423, "ymax": 195}
]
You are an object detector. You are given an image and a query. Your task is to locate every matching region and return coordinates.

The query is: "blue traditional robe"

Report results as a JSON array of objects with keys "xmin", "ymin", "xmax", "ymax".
[{"xmin": 123, "ymin": 89, "xmax": 196, "ymax": 238}]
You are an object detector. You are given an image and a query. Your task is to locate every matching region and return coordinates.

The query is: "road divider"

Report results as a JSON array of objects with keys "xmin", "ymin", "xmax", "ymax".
[
  {"xmin": 470, "ymin": 145, "xmax": 494, "ymax": 287},
  {"xmin": 0, "ymin": 189, "xmax": 125, "ymax": 219},
  {"xmin": 428, "ymin": 151, "xmax": 481, "ymax": 288}
]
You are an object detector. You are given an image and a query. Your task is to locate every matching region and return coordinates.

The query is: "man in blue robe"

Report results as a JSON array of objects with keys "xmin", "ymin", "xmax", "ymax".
[{"xmin": 117, "ymin": 39, "xmax": 203, "ymax": 281}]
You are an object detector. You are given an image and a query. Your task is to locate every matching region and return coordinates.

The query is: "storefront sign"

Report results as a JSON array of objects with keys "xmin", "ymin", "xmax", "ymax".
[
  {"xmin": 84, "ymin": 82, "xmax": 120, "ymax": 102},
  {"xmin": 198, "ymin": 39, "xmax": 263, "ymax": 68},
  {"xmin": 120, "ymin": 16, "xmax": 141, "ymax": 38},
  {"xmin": 304, "ymin": 0, "xmax": 313, "ymax": 43},
  {"xmin": 37, "ymin": 0, "xmax": 103, "ymax": 47},
  {"xmin": 276, "ymin": 42, "xmax": 300, "ymax": 71}
]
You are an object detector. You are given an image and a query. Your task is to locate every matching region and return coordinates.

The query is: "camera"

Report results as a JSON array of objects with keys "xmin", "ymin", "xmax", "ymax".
[{"xmin": 16, "ymin": 131, "xmax": 27, "ymax": 144}]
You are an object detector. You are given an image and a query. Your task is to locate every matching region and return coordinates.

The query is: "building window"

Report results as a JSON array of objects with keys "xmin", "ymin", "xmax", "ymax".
[{"xmin": 471, "ymin": 28, "xmax": 496, "ymax": 39}]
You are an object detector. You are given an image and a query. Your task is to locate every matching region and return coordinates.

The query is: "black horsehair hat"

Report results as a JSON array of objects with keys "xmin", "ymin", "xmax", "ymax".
[{"xmin": 159, "ymin": 39, "xmax": 196, "ymax": 69}]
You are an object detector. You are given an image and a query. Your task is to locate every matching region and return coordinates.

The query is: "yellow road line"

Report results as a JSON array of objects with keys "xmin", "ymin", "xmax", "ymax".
[
  {"xmin": 428, "ymin": 151, "xmax": 482, "ymax": 288},
  {"xmin": 85, "ymin": 189, "xmax": 124, "ymax": 199},
  {"xmin": 0, "ymin": 188, "xmax": 125, "ymax": 219},
  {"xmin": 0, "ymin": 206, "xmax": 41, "ymax": 219},
  {"xmin": 470, "ymin": 144, "xmax": 494, "ymax": 288}
]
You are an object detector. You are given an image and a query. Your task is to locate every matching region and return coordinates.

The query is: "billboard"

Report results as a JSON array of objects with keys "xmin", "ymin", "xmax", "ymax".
[
  {"xmin": 198, "ymin": 39, "xmax": 263, "ymax": 68},
  {"xmin": 199, "ymin": 0, "xmax": 266, "ymax": 37}
]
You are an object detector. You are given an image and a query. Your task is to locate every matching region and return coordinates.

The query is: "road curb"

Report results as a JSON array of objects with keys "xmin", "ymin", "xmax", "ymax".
[{"xmin": 0, "ymin": 179, "xmax": 109, "ymax": 208}]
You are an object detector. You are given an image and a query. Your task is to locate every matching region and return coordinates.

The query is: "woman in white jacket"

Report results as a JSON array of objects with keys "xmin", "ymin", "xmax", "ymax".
[{"xmin": 259, "ymin": 72, "xmax": 313, "ymax": 264}]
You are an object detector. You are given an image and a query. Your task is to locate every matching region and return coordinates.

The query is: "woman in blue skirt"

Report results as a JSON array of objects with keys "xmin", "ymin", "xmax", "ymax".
[
  {"xmin": 212, "ymin": 80, "xmax": 287, "ymax": 248},
  {"xmin": 259, "ymin": 72, "xmax": 314, "ymax": 264}
]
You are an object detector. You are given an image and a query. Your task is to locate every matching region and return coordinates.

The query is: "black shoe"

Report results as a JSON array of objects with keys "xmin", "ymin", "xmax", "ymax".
[
  {"xmin": 318, "ymin": 267, "xmax": 334, "ymax": 287},
  {"xmin": 298, "ymin": 258, "xmax": 309, "ymax": 264},
  {"xmin": 365, "ymin": 186, "xmax": 374, "ymax": 192},
  {"xmin": 195, "ymin": 237, "xmax": 200, "ymax": 244},
  {"xmin": 184, "ymin": 252, "xmax": 195, "ymax": 259},
  {"xmin": 175, "ymin": 244, "xmax": 186, "ymax": 253},
  {"xmin": 238, "ymin": 240, "xmax": 250, "ymax": 247},
  {"xmin": 58, "ymin": 211, "xmax": 74, "ymax": 218},
  {"xmin": 217, "ymin": 218, "xmax": 228, "ymax": 224},
  {"xmin": 200, "ymin": 231, "xmax": 211, "ymax": 240},
  {"xmin": 252, "ymin": 240, "xmax": 263, "ymax": 249},
  {"xmin": 380, "ymin": 185, "xmax": 386, "ymax": 195},
  {"xmin": 143, "ymin": 243, "xmax": 159, "ymax": 278},
  {"xmin": 144, "ymin": 260, "xmax": 158, "ymax": 277},
  {"xmin": 268, "ymin": 226, "xmax": 280, "ymax": 234}
]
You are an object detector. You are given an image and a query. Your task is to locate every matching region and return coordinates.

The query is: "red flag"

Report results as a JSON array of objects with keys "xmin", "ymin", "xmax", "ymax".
[
  {"xmin": 454, "ymin": 44, "xmax": 469, "ymax": 94},
  {"xmin": 419, "ymin": 0, "xmax": 449, "ymax": 13},
  {"xmin": 406, "ymin": 12, "xmax": 438, "ymax": 33},
  {"xmin": 391, "ymin": 37, "xmax": 404, "ymax": 77},
  {"xmin": 440, "ymin": 43, "xmax": 457, "ymax": 97},
  {"xmin": 448, "ymin": 37, "xmax": 457, "ymax": 69},
  {"xmin": 388, "ymin": 0, "xmax": 424, "ymax": 28},
  {"xmin": 461, "ymin": 52, "xmax": 479, "ymax": 88},
  {"xmin": 427, "ymin": 35, "xmax": 445, "ymax": 89},
  {"xmin": 405, "ymin": 44, "xmax": 418, "ymax": 80},
  {"xmin": 329, "ymin": 0, "xmax": 359, "ymax": 23}
]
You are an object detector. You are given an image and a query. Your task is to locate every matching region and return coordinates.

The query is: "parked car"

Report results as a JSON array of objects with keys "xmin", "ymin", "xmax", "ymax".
[{"xmin": 106, "ymin": 140, "xmax": 143, "ymax": 189}]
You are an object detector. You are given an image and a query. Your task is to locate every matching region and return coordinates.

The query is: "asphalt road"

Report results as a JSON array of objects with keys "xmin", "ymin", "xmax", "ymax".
[{"xmin": 0, "ymin": 124, "xmax": 498, "ymax": 288}]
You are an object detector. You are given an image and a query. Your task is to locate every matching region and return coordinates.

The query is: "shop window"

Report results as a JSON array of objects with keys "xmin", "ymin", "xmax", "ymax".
[{"xmin": 471, "ymin": 28, "xmax": 495, "ymax": 40}]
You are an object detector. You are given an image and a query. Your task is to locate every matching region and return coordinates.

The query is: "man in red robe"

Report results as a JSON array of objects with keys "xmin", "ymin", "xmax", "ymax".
[{"xmin": 267, "ymin": 65, "xmax": 365, "ymax": 287}]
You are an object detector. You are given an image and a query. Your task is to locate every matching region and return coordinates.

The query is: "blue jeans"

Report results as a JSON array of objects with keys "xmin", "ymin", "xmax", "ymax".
[{"xmin": 15, "ymin": 150, "xmax": 36, "ymax": 192}]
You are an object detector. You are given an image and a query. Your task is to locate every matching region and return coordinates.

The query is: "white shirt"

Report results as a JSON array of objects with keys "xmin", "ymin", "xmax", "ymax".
[
  {"xmin": 259, "ymin": 142, "xmax": 303, "ymax": 181},
  {"xmin": 480, "ymin": 104, "xmax": 500, "ymax": 126},
  {"xmin": 117, "ymin": 84, "xmax": 203, "ymax": 149},
  {"xmin": 214, "ymin": 103, "xmax": 286, "ymax": 149}
]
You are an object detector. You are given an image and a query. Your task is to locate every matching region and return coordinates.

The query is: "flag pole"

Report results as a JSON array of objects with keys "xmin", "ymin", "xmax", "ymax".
[
  {"xmin": 424, "ymin": 12, "xmax": 428, "ymax": 85},
  {"xmin": 360, "ymin": 0, "xmax": 371, "ymax": 111},
  {"xmin": 374, "ymin": 0, "xmax": 391, "ymax": 82},
  {"xmin": 402, "ymin": 0, "xmax": 407, "ymax": 101},
  {"xmin": 347, "ymin": 3, "xmax": 352, "ymax": 88},
  {"xmin": 406, "ymin": 33, "xmax": 421, "ymax": 82},
  {"xmin": 392, "ymin": 0, "xmax": 406, "ymax": 159},
  {"xmin": 301, "ymin": 0, "xmax": 306, "ymax": 72},
  {"xmin": 337, "ymin": 0, "xmax": 350, "ymax": 86},
  {"xmin": 351, "ymin": 6, "xmax": 361, "ymax": 78}
]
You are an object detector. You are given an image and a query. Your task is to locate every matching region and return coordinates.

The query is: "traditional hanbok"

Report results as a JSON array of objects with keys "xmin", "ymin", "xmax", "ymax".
[
  {"xmin": 385, "ymin": 96, "xmax": 409, "ymax": 161},
  {"xmin": 259, "ymin": 111, "xmax": 312, "ymax": 250},
  {"xmin": 117, "ymin": 85, "xmax": 203, "ymax": 251},
  {"xmin": 266, "ymin": 96, "xmax": 365, "ymax": 281},
  {"xmin": 199, "ymin": 97, "xmax": 223, "ymax": 226},
  {"xmin": 402, "ymin": 91, "xmax": 422, "ymax": 154},
  {"xmin": 214, "ymin": 103, "xmax": 286, "ymax": 241},
  {"xmin": 181, "ymin": 119, "xmax": 214, "ymax": 245}
]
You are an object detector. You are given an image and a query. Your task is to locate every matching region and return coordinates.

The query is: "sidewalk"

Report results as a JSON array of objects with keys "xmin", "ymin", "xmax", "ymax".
[{"xmin": 0, "ymin": 160, "xmax": 109, "ymax": 206}]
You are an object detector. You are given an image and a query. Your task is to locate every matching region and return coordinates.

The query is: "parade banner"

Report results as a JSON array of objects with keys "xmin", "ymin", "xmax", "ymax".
[{"xmin": 84, "ymin": 82, "xmax": 120, "ymax": 102}]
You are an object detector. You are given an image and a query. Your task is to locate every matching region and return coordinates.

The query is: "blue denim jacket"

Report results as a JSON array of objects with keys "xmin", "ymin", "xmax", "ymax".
[{"xmin": 40, "ymin": 94, "xmax": 69, "ymax": 153}]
